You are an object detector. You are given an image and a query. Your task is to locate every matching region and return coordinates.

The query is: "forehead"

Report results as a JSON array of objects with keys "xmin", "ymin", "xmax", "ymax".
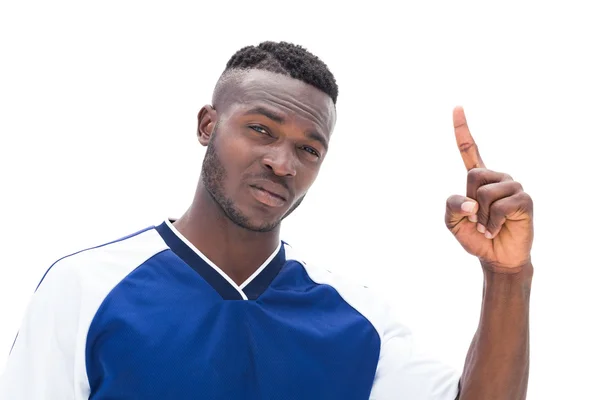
[{"xmin": 216, "ymin": 70, "xmax": 336, "ymax": 135}]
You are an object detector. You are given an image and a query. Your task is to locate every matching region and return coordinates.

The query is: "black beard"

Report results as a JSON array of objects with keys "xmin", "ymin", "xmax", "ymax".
[{"xmin": 201, "ymin": 133, "xmax": 305, "ymax": 233}]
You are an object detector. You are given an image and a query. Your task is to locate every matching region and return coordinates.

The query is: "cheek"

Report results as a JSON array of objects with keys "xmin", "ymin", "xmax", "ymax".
[
  {"xmin": 295, "ymin": 166, "xmax": 321, "ymax": 195},
  {"xmin": 216, "ymin": 135, "xmax": 257, "ymax": 183}
]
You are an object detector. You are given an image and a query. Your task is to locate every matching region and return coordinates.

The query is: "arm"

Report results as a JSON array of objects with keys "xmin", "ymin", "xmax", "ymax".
[
  {"xmin": 459, "ymin": 263, "xmax": 532, "ymax": 399},
  {"xmin": 447, "ymin": 106, "xmax": 535, "ymax": 399},
  {"xmin": 370, "ymin": 106, "xmax": 534, "ymax": 399},
  {"xmin": 369, "ymin": 263, "xmax": 532, "ymax": 400}
]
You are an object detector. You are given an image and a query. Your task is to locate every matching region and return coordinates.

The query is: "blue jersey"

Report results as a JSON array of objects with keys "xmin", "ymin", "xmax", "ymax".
[{"xmin": 0, "ymin": 220, "xmax": 459, "ymax": 399}]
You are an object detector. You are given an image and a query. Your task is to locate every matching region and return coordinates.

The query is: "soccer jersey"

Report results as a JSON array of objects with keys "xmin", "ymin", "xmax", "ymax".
[{"xmin": 0, "ymin": 220, "xmax": 460, "ymax": 399}]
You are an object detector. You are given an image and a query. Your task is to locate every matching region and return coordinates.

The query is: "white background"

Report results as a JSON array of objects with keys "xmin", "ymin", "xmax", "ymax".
[{"xmin": 1, "ymin": 1, "xmax": 598, "ymax": 398}]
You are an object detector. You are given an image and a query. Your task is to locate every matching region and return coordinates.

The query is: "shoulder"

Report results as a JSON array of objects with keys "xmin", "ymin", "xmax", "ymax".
[
  {"xmin": 36, "ymin": 224, "xmax": 168, "ymax": 296},
  {"xmin": 283, "ymin": 244, "xmax": 461, "ymax": 398},
  {"xmin": 283, "ymin": 243, "xmax": 411, "ymax": 343}
]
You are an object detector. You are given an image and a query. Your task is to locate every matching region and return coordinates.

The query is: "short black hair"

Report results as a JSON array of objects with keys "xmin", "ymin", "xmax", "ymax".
[{"xmin": 223, "ymin": 41, "xmax": 338, "ymax": 104}]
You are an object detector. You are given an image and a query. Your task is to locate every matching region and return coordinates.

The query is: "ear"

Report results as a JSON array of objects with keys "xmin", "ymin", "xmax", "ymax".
[{"xmin": 197, "ymin": 105, "xmax": 217, "ymax": 146}]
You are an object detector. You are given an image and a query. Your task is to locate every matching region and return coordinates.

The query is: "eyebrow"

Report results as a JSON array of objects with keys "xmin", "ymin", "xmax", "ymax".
[
  {"xmin": 246, "ymin": 106, "xmax": 329, "ymax": 152},
  {"xmin": 307, "ymin": 130, "xmax": 329, "ymax": 152},
  {"xmin": 246, "ymin": 106, "xmax": 286, "ymax": 124}
]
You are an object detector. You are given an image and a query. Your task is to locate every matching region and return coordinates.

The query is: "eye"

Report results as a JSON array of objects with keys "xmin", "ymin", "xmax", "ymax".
[
  {"xmin": 249, "ymin": 125, "xmax": 271, "ymax": 136},
  {"xmin": 301, "ymin": 146, "xmax": 320, "ymax": 158}
]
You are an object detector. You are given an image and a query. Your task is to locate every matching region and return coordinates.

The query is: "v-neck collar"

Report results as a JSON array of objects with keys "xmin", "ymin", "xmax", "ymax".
[{"xmin": 154, "ymin": 219, "xmax": 286, "ymax": 301}]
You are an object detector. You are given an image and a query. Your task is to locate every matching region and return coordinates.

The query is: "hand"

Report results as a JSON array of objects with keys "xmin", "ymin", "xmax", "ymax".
[{"xmin": 445, "ymin": 107, "xmax": 534, "ymax": 272}]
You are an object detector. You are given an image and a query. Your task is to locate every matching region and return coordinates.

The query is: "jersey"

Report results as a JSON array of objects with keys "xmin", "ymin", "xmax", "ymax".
[{"xmin": 0, "ymin": 219, "xmax": 460, "ymax": 399}]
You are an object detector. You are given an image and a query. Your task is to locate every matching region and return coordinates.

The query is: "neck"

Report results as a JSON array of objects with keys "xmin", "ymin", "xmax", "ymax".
[{"xmin": 173, "ymin": 184, "xmax": 281, "ymax": 286}]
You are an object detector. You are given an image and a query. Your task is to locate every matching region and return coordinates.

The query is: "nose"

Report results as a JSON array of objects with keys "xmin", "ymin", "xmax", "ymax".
[{"xmin": 262, "ymin": 146, "xmax": 297, "ymax": 177}]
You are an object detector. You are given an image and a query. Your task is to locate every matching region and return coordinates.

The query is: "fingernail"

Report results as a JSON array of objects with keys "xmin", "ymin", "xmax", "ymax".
[
  {"xmin": 477, "ymin": 223, "xmax": 486, "ymax": 233},
  {"xmin": 468, "ymin": 214, "xmax": 478, "ymax": 223},
  {"xmin": 461, "ymin": 202, "xmax": 477, "ymax": 213},
  {"xmin": 485, "ymin": 230, "xmax": 493, "ymax": 239}
]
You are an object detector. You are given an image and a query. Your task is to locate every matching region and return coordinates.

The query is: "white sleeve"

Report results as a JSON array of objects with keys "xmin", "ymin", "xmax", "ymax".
[
  {"xmin": 0, "ymin": 260, "xmax": 81, "ymax": 399},
  {"xmin": 370, "ymin": 309, "xmax": 461, "ymax": 400},
  {"xmin": 280, "ymin": 249, "xmax": 461, "ymax": 399}
]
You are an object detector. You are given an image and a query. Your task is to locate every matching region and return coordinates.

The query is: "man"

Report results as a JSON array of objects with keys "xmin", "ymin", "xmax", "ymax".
[{"xmin": 0, "ymin": 41, "xmax": 533, "ymax": 399}]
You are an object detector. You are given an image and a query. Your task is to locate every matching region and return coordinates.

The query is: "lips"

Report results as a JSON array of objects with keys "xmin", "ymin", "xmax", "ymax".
[
  {"xmin": 249, "ymin": 182, "xmax": 289, "ymax": 208},
  {"xmin": 251, "ymin": 186, "xmax": 286, "ymax": 201},
  {"xmin": 250, "ymin": 180, "xmax": 289, "ymax": 201}
]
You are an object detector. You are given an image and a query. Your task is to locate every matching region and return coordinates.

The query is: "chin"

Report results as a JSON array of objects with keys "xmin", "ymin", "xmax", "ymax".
[
  {"xmin": 236, "ymin": 216, "xmax": 282, "ymax": 233},
  {"xmin": 226, "ymin": 203, "xmax": 284, "ymax": 233},
  {"xmin": 246, "ymin": 209, "xmax": 286, "ymax": 232}
]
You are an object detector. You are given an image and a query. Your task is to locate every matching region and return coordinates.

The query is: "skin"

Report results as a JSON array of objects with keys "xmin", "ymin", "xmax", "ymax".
[
  {"xmin": 175, "ymin": 68, "xmax": 533, "ymax": 398},
  {"xmin": 446, "ymin": 106, "xmax": 533, "ymax": 399},
  {"xmin": 174, "ymin": 69, "xmax": 336, "ymax": 285}
]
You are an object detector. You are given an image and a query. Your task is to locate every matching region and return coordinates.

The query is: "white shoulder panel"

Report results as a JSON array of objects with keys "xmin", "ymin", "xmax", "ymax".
[
  {"xmin": 284, "ymin": 244, "xmax": 460, "ymax": 400},
  {"xmin": 0, "ymin": 227, "xmax": 169, "ymax": 400},
  {"xmin": 283, "ymin": 244, "xmax": 393, "ymax": 341}
]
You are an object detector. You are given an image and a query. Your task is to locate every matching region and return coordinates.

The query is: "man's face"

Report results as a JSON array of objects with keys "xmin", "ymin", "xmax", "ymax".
[{"xmin": 198, "ymin": 70, "xmax": 336, "ymax": 232}]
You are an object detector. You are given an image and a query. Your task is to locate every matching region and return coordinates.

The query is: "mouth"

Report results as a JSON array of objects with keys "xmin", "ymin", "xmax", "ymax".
[
  {"xmin": 251, "ymin": 185, "xmax": 286, "ymax": 201},
  {"xmin": 249, "ymin": 185, "xmax": 287, "ymax": 208}
]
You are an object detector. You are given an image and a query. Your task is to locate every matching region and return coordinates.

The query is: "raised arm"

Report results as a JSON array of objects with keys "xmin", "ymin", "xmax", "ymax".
[{"xmin": 445, "ymin": 106, "xmax": 533, "ymax": 399}]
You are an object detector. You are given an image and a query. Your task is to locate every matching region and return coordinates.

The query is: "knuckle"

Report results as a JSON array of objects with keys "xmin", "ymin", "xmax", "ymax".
[
  {"xmin": 520, "ymin": 191, "xmax": 532, "ymax": 201},
  {"xmin": 518, "ymin": 191, "xmax": 534, "ymax": 209},
  {"xmin": 467, "ymin": 168, "xmax": 483, "ymax": 184},
  {"xmin": 489, "ymin": 202, "xmax": 505, "ymax": 217},
  {"xmin": 446, "ymin": 194, "xmax": 460, "ymax": 205},
  {"xmin": 512, "ymin": 181, "xmax": 523, "ymax": 192},
  {"xmin": 458, "ymin": 141, "xmax": 475, "ymax": 153},
  {"xmin": 476, "ymin": 184, "xmax": 492, "ymax": 202},
  {"xmin": 446, "ymin": 195, "xmax": 463, "ymax": 212}
]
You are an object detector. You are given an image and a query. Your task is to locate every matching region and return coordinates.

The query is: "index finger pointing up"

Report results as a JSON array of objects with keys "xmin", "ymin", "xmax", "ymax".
[{"xmin": 454, "ymin": 106, "xmax": 486, "ymax": 171}]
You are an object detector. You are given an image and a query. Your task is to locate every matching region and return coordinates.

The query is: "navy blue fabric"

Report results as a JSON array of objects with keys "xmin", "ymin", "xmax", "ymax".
[
  {"xmin": 242, "ymin": 244, "xmax": 286, "ymax": 300},
  {"xmin": 85, "ymin": 244, "xmax": 381, "ymax": 399},
  {"xmin": 156, "ymin": 221, "xmax": 286, "ymax": 301},
  {"xmin": 155, "ymin": 221, "xmax": 243, "ymax": 300}
]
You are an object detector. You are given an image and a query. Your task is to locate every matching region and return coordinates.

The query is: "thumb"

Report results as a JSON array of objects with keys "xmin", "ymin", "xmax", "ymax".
[{"xmin": 445, "ymin": 195, "xmax": 479, "ymax": 230}]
